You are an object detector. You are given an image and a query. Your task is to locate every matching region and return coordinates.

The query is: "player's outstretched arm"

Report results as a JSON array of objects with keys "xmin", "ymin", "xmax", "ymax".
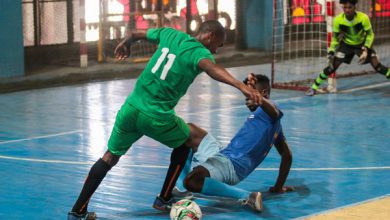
[
  {"xmin": 270, "ymin": 137, "xmax": 294, "ymax": 193},
  {"xmin": 258, "ymin": 98, "xmax": 280, "ymax": 120},
  {"xmin": 198, "ymin": 59, "xmax": 262, "ymax": 105},
  {"xmin": 114, "ymin": 29, "xmax": 148, "ymax": 60}
]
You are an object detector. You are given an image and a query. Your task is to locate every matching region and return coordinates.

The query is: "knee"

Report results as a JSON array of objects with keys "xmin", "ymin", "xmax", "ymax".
[
  {"xmin": 323, "ymin": 66, "xmax": 335, "ymax": 75},
  {"xmin": 183, "ymin": 175, "xmax": 194, "ymax": 191},
  {"xmin": 102, "ymin": 150, "xmax": 120, "ymax": 167},
  {"xmin": 183, "ymin": 169, "xmax": 205, "ymax": 193},
  {"xmin": 185, "ymin": 123, "xmax": 207, "ymax": 150}
]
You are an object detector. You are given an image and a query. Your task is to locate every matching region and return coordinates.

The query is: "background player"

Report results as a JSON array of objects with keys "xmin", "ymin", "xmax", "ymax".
[{"xmin": 306, "ymin": 0, "xmax": 390, "ymax": 96}]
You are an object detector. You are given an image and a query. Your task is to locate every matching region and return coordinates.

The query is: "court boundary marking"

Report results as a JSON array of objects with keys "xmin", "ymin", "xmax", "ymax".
[
  {"xmin": 0, "ymin": 130, "xmax": 82, "ymax": 145},
  {"xmin": 1, "ymin": 154, "xmax": 390, "ymax": 172},
  {"xmin": 294, "ymin": 193, "xmax": 390, "ymax": 220},
  {"xmin": 339, "ymin": 81, "xmax": 390, "ymax": 93}
]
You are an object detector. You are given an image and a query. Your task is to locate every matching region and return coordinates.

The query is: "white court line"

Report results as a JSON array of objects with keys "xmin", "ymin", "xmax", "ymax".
[
  {"xmin": 339, "ymin": 81, "xmax": 390, "ymax": 93},
  {"xmin": 0, "ymin": 130, "xmax": 82, "ymax": 145},
  {"xmin": 184, "ymin": 95, "xmax": 304, "ymax": 116},
  {"xmin": 1, "ymin": 154, "xmax": 390, "ymax": 171}
]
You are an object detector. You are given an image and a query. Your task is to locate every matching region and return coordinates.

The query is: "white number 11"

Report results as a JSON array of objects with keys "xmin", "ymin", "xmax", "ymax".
[{"xmin": 151, "ymin": 47, "xmax": 176, "ymax": 80}]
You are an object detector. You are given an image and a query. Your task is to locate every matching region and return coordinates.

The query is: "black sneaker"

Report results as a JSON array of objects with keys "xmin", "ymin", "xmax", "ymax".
[
  {"xmin": 67, "ymin": 211, "xmax": 96, "ymax": 220},
  {"xmin": 241, "ymin": 192, "xmax": 263, "ymax": 212},
  {"xmin": 152, "ymin": 195, "xmax": 176, "ymax": 211}
]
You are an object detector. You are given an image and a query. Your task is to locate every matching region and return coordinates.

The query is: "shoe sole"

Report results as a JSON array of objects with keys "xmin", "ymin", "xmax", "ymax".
[
  {"xmin": 152, "ymin": 204, "xmax": 170, "ymax": 212},
  {"xmin": 256, "ymin": 192, "xmax": 263, "ymax": 212},
  {"xmin": 254, "ymin": 192, "xmax": 263, "ymax": 212}
]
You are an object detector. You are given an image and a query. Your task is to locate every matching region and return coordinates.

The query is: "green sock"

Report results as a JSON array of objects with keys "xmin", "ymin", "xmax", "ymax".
[{"xmin": 312, "ymin": 71, "xmax": 328, "ymax": 90}]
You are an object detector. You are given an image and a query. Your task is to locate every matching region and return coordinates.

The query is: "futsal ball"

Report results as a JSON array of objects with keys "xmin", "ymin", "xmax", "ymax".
[{"xmin": 170, "ymin": 199, "xmax": 202, "ymax": 220}]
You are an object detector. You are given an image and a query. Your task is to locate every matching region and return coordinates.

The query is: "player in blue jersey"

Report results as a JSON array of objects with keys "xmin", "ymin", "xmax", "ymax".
[{"xmin": 175, "ymin": 74, "xmax": 293, "ymax": 212}]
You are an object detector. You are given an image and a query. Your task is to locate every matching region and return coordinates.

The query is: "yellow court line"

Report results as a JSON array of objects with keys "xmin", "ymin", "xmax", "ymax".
[{"xmin": 304, "ymin": 195, "xmax": 390, "ymax": 220}]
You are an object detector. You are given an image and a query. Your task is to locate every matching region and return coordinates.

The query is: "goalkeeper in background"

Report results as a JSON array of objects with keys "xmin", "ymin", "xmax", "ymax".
[{"xmin": 306, "ymin": 0, "xmax": 390, "ymax": 96}]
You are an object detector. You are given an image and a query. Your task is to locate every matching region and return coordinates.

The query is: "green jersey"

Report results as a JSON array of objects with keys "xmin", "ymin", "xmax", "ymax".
[
  {"xmin": 329, "ymin": 11, "xmax": 374, "ymax": 52},
  {"xmin": 127, "ymin": 28, "xmax": 215, "ymax": 119}
]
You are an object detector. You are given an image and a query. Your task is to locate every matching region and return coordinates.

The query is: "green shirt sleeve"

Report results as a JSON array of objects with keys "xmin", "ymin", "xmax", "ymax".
[
  {"xmin": 146, "ymin": 28, "xmax": 163, "ymax": 44},
  {"xmin": 329, "ymin": 17, "xmax": 341, "ymax": 52},
  {"xmin": 194, "ymin": 51, "xmax": 215, "ymax": 73},
  {"xmin": 362, "ymin": 14, "xmax": 374, "ymax": 48}
]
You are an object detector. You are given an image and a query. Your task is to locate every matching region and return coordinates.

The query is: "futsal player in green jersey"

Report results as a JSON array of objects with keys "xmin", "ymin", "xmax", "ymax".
[
  {"xmin": 67, "ymin": 20, "xmax": 261, "ymax": 220},
  {"xmin": 306, "ymin": 0, "xmax": 390, "ymax": 96}
]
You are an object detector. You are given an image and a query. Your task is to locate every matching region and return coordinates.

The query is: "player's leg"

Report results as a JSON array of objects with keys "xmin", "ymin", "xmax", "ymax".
[
  {"xmin": 68, "ymin": 151, "xmax": 120, "ymax": 220},
  {"xmin": 153, "ymin": 143, "xmax": 191, "ymax": 211},
  {"xmin": 184, "ymin": 154, "xmax": 248, "ymax": 199},
  {"xmin": 175, "ymin": 149, "xmax": 193, "ymax": 192},
  {"xmin": 306, "ymin": 59, "xmax": 343, "ymax": 96},
  {"xmin": 184, "ymin": 154, "xmax": 263, "ymax": 211},
  {"xmin": 68, "ymin": 103, "xmax": 143, "ymax": 220},
  {"xmin": 174, "ymin": 127, "xmax": 221, "ymax": 197},
  {"xmin": 140, "ymin": 115, "xmax": 198, "ymax": 210},
  {"xmin": 369, "ymin": 51, "xmax": 390, "ymax": 79},
  {"xmin": 306, "ymin": 43, "xmax": 353, "ymax": 96},
  {"xmin": 176, "ymin": 122, "xmax": 208, "ymax": 191}
]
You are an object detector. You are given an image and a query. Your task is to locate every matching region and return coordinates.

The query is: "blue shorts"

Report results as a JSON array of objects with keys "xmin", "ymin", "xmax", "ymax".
[
  {"xmin": 191, "ymin": 133, "xmax": 222, "ymax": 168},
  {"xmin": 200, "ymin": 153, "xmax": 241, "ymax": 185},
  {"xmin": 193, "ymin": 134, "xmax": 240, "ymax": 185}
]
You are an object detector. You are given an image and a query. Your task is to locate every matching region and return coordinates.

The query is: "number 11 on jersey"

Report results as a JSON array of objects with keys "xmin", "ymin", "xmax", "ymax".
[{"xmin": 151, "ymin": 47, "xmax": 176, "ymax": 80}]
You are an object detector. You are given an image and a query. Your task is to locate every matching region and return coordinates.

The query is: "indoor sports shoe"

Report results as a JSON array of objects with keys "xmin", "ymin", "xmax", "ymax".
[
  {"xmin": 242, "ymin": 192, "xmax": 263, "ymax": 212},
  {"xmin": 153, "ymin": 195, "xmax": 176, "ymax": 211},
  {"xmin": 172, "ymin": 186, "xmax": 194, "ymax": 199},
  {"xmin": 67, "ymin": 211, "xmax": 96, "ymax": 220},
  {"xmin": 305, "ymin": 88, "xmax": 317, "ymax": 96}
]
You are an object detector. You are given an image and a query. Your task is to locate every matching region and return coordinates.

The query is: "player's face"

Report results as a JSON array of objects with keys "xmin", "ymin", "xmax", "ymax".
[
  {"xmin": 207, "ymin": 32, "xmax": 225, "ymax": 54},
  {"xmin": 258, "ymin": 84, "xmax": 270, "ymax": 99},
  {"xmin": 342, "ymin": 3, "xmax": 356, "ymax": 20}
]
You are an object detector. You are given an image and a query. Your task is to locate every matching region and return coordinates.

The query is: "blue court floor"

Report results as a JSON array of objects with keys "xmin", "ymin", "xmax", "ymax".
[{"xmin": 1, "ymin": 64, "xmax": 390, "ymax": 219}]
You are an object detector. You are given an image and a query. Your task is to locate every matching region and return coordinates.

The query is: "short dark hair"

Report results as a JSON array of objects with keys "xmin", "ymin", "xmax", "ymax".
[
  {"xmin": 198, "ymin": 20, "xmax": 225, "ymax": 38},
  {"xmin": 340, "ymin": 0, "xmax": 358, "ymax": 5},
  {"xmin": 254, "ymin": 74, "xmax": 270, "ymax": 90}
]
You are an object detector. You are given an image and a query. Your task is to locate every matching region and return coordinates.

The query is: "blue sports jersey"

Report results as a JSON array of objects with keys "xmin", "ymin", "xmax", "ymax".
[{"xmin": 220, "ymin": 104, "xmax": 285, "ymax": 181}]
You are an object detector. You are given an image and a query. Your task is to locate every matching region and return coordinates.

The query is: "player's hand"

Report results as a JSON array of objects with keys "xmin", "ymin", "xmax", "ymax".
[
  {"xmin": 358, "ymin": 47, "xmax": 368, "ymax": 64},
  {"xmin": 240, "ymin": 83, "xmax": 262, "ymax": 106},
  {"xmin": 243, "ymin": 73, "xmax": 257, "ymax": 88},
  {"xmin": 246, "ymin": 98, "xmax": 258, "ymax": 112},
  {"xmin": 269, "ymin": 186, "xmax": 295, "ymax": 193},
  {"xmin": 114, "ymin": 40, "xmax": 131, "ymax": 60}
]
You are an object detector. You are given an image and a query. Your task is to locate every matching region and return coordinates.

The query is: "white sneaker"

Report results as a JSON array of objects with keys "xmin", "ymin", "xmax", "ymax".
[
  {"xmin": 327, "ymin": 78, "xmax": 337, "ymax": 93},
  {"xmin": 242, "ymin": 192, "xmax": 263, "ymax": 212}
]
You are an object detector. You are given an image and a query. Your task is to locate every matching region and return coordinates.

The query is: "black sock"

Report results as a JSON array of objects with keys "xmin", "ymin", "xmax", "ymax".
[
  {"xmin": 71, "ymin": 158, "xmax": 111, "ymax": 214},
  {"xmin": 159, "ymin": 145, "xmax": 190, "ymax": 201}
]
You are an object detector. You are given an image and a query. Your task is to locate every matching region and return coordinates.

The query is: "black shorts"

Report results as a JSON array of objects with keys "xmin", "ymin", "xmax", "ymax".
[{"xmin": 334, "ymin": 42, "xmax": 376, "ymax": 64}]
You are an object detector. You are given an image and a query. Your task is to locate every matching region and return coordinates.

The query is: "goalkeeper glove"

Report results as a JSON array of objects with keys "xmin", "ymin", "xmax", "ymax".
[{"xmin": 359, "ymin": 47, "xmax": 368, "ymax": 64}]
